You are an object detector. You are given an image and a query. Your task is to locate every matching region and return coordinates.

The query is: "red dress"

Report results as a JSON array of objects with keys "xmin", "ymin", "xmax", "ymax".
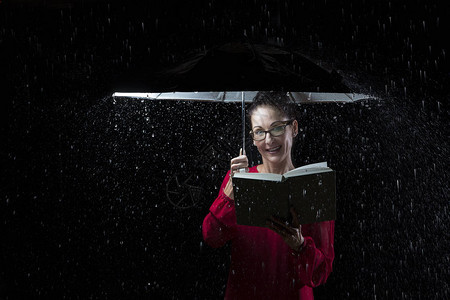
[{"xmin": 202, "ymin": 165, "xmax": 335, "ymax": 300}]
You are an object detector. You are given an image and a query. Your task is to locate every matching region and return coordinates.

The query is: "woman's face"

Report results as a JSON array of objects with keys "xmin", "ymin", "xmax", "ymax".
[{"xmin": 250, "ymin": 105, "xmax": 298, "ymax": 167}]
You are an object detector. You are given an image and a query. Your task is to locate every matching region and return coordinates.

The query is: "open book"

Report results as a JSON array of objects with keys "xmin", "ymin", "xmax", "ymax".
[{"xmin": 232, "ymin": 162, "xmax": 336, "ymax": 227}]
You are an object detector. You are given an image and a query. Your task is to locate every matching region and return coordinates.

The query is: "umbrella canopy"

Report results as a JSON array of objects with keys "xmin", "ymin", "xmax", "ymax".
[{"xmin": 113, "ymin": 41, "xmax": 354, "ymax": 93}]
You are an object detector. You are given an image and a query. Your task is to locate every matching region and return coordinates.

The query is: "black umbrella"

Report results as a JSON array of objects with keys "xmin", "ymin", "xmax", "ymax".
[{"xmin": 113, "ymin": 41, "xmax": 372, "ymax": 152}]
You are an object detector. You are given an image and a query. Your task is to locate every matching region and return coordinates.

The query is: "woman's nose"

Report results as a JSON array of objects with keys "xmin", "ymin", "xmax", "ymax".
[{"xmin": 265, "ymin": 133, "xmax": 274, "ymax": 143}]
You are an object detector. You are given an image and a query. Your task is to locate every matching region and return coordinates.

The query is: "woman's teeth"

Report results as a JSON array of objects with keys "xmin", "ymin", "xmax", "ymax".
[{"xmin": 267, "ymin": 146, "xmax": 281, "ymax": 153}]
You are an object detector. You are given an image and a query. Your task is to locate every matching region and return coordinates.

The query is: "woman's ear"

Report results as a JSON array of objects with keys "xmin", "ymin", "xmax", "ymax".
[{"xmin": 292, "ymin": 119, "xmax": 299, "ymax": 136}]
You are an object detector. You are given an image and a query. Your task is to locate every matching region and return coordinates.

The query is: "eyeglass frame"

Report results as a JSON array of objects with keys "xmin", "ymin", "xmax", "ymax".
[{"xmin": 249, "ymin": 119, "xmax": 295, "ymax": 141}]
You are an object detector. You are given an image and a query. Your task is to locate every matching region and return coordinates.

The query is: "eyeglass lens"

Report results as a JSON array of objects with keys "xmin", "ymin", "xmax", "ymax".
[{"xmin": 253, "ymin": 125, "xmax": 286, "ymax": 141}]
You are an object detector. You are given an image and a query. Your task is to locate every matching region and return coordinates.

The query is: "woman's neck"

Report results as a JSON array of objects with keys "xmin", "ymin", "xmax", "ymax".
[{"xmin": 259, "ymin": 159, "xmax": 295, "ymax": 174}]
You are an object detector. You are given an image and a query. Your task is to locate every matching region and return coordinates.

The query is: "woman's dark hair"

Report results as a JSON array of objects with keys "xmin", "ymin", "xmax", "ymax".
[{"xmin": 248, "ymin": 91, "xmax": 297, "ymax": 121}]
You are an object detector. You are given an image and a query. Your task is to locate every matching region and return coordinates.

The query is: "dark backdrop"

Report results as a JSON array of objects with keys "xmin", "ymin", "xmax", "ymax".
[{"xmin": 1, "ymin": 0, "xmax": 448, "ymax": 299}]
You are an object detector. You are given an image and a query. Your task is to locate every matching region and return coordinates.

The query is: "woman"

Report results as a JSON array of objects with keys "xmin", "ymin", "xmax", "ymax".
[{"xmin": 202, "ymin": 91, "xmax": 335, "ymax": 299}]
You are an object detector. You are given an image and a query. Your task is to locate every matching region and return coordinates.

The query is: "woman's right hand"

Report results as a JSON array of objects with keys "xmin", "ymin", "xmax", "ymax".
[{"xmin": 223, "ymin": 148, "xmax": 248, "ymax": 200}]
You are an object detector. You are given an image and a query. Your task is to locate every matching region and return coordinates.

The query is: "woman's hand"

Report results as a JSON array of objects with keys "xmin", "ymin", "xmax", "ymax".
[
  {"xmin": 223, "ymin": 148, "xmax": 248, "ymax": 200},
  {"xmin": 267, "ymin": 207, "xmax": 305, "ymax": 251}
]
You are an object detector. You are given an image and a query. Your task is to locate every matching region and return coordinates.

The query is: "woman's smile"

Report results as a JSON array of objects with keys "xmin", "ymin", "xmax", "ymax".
[{"xmin": 266, "ymin": 145, "xmax": 282, "ymax": 154}]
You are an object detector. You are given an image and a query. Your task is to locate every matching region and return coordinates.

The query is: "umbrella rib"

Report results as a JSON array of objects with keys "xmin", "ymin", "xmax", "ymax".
[{"xmin": 287, "ymin": 91, "xmax": 295, "ymax": 103}]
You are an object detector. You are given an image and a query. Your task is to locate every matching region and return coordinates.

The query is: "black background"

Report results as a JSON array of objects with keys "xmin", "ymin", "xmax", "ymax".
[{"xmin": 1, "ymin": 0, "xmax": 449, "ymax": 299}]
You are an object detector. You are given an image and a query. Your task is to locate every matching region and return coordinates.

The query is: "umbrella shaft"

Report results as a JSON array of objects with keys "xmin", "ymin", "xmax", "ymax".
[
  {"xmin": 242, "ymin": 92, "xmax": 245, "ymax": 153},
  {"xmin": 240, "ymin": 92, "xmax": 246, "ymax": 173}
]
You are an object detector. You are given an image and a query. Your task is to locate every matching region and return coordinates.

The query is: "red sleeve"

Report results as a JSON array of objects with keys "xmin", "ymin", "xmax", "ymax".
[
  {"xmin": 290, "ymin": 220, "xmax": 335, "ymax": 288},
  {"xmin": 202, "ymin": 170, "xmax": 238, "ymax": 248}
]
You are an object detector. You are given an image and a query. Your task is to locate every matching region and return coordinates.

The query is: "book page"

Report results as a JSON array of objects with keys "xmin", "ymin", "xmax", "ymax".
[
  {"xmin": 283, "ymin": 162, "xmax": 330, "ymax": 178},
  {"xmin": 297, "ymin": 162, "xmax": 328, "ymax": 169},
  {"xmin": 233, "ymin": 172, "xmax": 283, "ymax": 182}
]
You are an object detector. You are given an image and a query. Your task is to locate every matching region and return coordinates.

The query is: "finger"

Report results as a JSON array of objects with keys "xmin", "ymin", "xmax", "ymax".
[
  {"xmin": 230, "ymin": 159, "xmax": 248, "ymax": 167},
  {"xmin": 268, "ymin": 217, "xmax": 297, "ymax": 236},
  {"xmin": 230, "ymin": 158, "xmax": 248, "ymax": 170},
  {"xmin": 290, "ymin": 207, "xmax": 300, "ymax": 228},
  {"xmin": 269, "ymin": 215, "xmax": 291, "ymax": 228},
  {"xmin": 240, "ymin": 148, "xmax": 243, "ymax": 156},
  {"xmin": 266, "ymin": 221, "xmax": 289, "ymax": 238},
  {"xmin": 231, "ymin": 153, "xmax": 248, "ymax": 162},
  {"xmin": 231, "ymin": 154, "xmax": 249, "ymax": 163},
  {"xmin": 270, "ymin": 216, "xmax": 297, "ymax": 235},
  {"xmin": 231, "ymin": 163, "xmax": 248, "ymax": 171}
]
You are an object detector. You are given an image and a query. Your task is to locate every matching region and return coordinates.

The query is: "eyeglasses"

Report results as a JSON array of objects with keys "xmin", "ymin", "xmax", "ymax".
[{"xmin": 249, "ymin": 120, "xmax": 294, "ymax": 141}]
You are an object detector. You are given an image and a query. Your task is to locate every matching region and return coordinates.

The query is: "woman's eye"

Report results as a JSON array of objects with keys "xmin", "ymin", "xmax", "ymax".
[
  {"xmin": 254, "ymin": 130, "xmax": 264, "ymax": 136},
  {"xmin": 271, "ymin": 126, "xmax": 284, "ymax": 133}
]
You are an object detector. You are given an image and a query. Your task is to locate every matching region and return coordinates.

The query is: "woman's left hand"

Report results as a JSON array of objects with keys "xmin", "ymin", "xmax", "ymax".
[{"xmin": 266, "ymin": 207, "xmax": 304, "ymax": 251}]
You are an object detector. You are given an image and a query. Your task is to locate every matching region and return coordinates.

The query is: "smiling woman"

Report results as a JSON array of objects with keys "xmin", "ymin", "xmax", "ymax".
[{"xmin": 202, "ymin": 91, "xmax": 335, "ymax": 299}]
